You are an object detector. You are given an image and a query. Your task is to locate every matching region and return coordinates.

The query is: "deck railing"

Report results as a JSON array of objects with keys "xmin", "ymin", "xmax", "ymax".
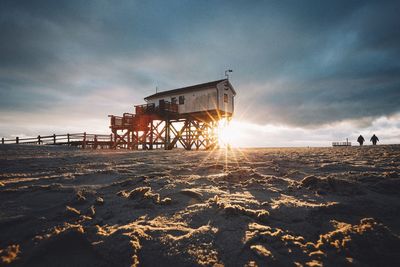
[
  {"xmin": 159, "ymin": 101, "xmax": 178, "ymax": 113},
  {"xmin": 135, "ymin": 103, "xmax": 156, "ymax": 115},
  {"xmin": 135, "ymin": 102, "xmax": 178, "ymax": 115},
  {"xmin": 1, "ymin": 133, "xmax": 113, "ymax": 149}
]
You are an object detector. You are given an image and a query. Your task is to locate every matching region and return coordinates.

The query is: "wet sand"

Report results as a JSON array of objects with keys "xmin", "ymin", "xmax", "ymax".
[{"xmin": 1, "ymin": 145, "xmax": 399, "ymax": 266}]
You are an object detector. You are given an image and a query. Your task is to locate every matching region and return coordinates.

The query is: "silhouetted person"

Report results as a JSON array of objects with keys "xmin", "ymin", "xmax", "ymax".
[
  {"xmin": 370, "ymin": 134, "xmax": 379, "ymax": 145},
  {"xmin": 357, "ymin": 135, "xmax": 365, "ymax": 146}
]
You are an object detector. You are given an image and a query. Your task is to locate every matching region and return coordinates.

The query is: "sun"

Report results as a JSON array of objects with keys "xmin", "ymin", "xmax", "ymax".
[{"xmin": 217, "ymin": 118, "xmax": 235, "ymax": 148}]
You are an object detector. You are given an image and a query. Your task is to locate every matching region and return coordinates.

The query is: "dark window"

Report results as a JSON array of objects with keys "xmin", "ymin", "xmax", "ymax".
[
  {"xmin": 179, "ymin": 96, "xmax": 185, "ymax": 105},
  {"xmin": 224, "ymin": 93, "xmax": 228, "ymax": 103},
  {"xmin": 171, "ymin": 97, "xmax": 177, "ymax": 104},
  {"xmin": 159, "ymin": 99, "xmax": 165, "ymax": 109}
]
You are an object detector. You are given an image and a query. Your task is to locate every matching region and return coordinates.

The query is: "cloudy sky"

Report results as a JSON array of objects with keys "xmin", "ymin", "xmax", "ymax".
[{"xmin": 0, "ymin": 0, "xmax": 399, "ymax": 146}]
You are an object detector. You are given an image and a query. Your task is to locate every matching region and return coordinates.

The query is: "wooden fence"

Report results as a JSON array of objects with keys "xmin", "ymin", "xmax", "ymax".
[
  {"xmin": 1, "ymin": 133, "xmax": 113, "ymax": 149},
  {"xmin": 332, "ymin": 141, "xmax": 352, "ymax": 147}
]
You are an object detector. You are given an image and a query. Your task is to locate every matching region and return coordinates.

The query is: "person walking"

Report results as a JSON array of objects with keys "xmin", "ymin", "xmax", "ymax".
[
  {"xmin": 370, "ymin": 134, "xmax": 379, "ymax": 145},
  {"xmin": 357, "ymin": 135, "xmax": 365, "ymax": 146}
]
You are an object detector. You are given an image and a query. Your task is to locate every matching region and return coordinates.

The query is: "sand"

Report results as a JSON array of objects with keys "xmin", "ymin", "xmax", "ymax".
[{"xmin": 0, "ymin": 145, "xmax": 399, "ymax": 266}]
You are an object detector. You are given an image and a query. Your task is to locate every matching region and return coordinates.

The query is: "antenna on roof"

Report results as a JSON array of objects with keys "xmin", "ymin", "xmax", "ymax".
[{"xmin": 225, "ymin": 69, "xmax": 233, "ymax": 80}]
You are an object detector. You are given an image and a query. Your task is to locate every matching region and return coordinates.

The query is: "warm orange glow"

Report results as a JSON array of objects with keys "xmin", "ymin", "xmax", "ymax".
[{"xmin": 217, "ymin": 118, "xmax": 235, "ymax": 148}]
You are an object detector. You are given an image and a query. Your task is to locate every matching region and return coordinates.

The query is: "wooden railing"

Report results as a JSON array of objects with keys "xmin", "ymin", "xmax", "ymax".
[
  {"xmin": 134, "ymin": 102, "xmax": 178, "ymax": 115},
  {"xmin": 159, "ymin": 101, "xmax": 178, "ymax": 113},
  {"xmin": 332, "ymin": 141, "xmax": 352, "ymax": 147},
  {"xmin": 135, "ymin": 103, "xmax": 156, "ymax": 115},
  {"xmin": 1, "ymin": 133, "xmax": 113, "ymax": 149}
]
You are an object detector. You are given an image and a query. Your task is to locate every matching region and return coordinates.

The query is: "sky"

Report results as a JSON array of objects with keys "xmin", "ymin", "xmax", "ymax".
[{"xmin": 0, "ymin": 0, "xmax": 399, "ymax": 147}]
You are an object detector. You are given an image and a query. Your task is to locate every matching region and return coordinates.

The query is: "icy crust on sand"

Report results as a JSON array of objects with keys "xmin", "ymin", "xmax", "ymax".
[{"xmin": 0, "ymin": 145, "xmax": 400, "ymax": 266}]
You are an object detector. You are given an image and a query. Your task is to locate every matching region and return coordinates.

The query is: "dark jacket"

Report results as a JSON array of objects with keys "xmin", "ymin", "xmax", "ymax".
[{"xmin": 370, "ymin": 135, "xmax": 379, "ymax": 142}]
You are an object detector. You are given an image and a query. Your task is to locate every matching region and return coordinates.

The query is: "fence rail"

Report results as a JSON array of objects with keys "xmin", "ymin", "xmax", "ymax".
[
  {"xmin": 1, "ymin": 133, "xmax": 113, "ymax": 149},
  {"xmin": 332, "ymin": 141, "xmax": 352, "ymax": 147}
]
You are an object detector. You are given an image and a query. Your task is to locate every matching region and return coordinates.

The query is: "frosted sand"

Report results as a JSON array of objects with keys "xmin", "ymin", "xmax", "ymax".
[{"xmin": 0, "ymin": 145, "xmax": 399, "ymax": 266}]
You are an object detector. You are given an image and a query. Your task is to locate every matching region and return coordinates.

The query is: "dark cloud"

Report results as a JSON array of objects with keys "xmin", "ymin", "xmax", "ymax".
[{"xmin": 0, "ymin": 0, "xmax": 399, "ymax": 131}]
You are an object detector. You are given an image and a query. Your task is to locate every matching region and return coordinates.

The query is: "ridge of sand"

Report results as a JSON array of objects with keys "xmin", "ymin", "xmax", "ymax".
[{"xmin": 1, "ymin": 145, "xmax": 399, "ymax": 266}]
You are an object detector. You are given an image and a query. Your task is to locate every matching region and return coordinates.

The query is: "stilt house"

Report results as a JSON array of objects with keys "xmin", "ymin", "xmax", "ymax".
[{"xmin": 109, "ymin": 79, "xmax": 236, "ymax": 150}]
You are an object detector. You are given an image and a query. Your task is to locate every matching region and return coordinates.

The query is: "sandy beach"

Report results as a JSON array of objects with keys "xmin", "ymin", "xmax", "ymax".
[{"xmin": 1, "ymin": 145, "xmax": 399, "ymax": 266}]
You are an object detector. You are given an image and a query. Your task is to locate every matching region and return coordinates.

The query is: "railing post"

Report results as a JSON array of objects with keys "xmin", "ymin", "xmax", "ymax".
[
  {"xmin": 53, "ymin": 134, "xmax": 56, "ymax": 144},
  {"xmin": 67, "ymin": 133, "xmax": 70, "ymax": 145},
  {"xmin": 38, "ymin": 135, "xmax": 41, "ymax": 144},
  {"xmin": 16, "ymin": 136, "xmax": 19, "ymax": 144},
  {"xmin": 83, "ymin": 132, "xmax": 86, "ymax": 149},
  {"xmin": 1, "ymin": 138, "xmax": 4, "ymax": 144},
  {"xmin": 94, "ymin": 135, "xmax": 98, "ymax": 149}
]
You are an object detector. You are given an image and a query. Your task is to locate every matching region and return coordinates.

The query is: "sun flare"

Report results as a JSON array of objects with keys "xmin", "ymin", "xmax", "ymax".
[{"xmin": 217, "ymin": 118, "xmax": 236, "ymax": 148}]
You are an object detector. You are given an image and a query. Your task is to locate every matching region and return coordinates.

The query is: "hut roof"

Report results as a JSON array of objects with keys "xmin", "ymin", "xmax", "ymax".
[{"xmin": 144, "ymin": 79, "xmax": 236, "ymax": 100}]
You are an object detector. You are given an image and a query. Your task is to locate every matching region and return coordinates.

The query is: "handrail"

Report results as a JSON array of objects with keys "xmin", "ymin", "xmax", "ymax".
[
  {"xmin": 332, "ymin": 141, "xmax": 352, "ymax": 146},
  {"xmin": 1, "ymin": 132, "xmax": 114, "ymax": 149}
]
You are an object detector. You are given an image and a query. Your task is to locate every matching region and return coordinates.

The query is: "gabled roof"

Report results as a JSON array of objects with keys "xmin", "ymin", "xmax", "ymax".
[{"xmin": 144, "ymin": 79, "xmax": 236, "ymax": 100}]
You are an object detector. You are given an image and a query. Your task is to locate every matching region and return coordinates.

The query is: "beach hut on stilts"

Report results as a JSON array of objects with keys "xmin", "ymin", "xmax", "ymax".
[{"xmin": 109, "ymin": 78, "xmax": 236, "ymax": 150}]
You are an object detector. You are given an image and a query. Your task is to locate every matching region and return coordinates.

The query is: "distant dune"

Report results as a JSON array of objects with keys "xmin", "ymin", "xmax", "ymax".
[{"xmin": 1, "ymin": 145, "xmax": 399, "ymax": 266}]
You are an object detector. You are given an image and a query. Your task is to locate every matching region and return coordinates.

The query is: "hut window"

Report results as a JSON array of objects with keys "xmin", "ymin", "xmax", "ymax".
[
  {"xmin": 171, "ymin": 97, "xmax": 177, "ymax": 104},
  {"xmin": 159, "ymin": 99, "xmax": 165, "ymax": 108},
  {"xmin": 224, "ymin": 93, "xmax": 228, "ymax": 103},
  {"xmin": 179, "ymin": 96, "xmax": 185, "ymax": 105}
]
